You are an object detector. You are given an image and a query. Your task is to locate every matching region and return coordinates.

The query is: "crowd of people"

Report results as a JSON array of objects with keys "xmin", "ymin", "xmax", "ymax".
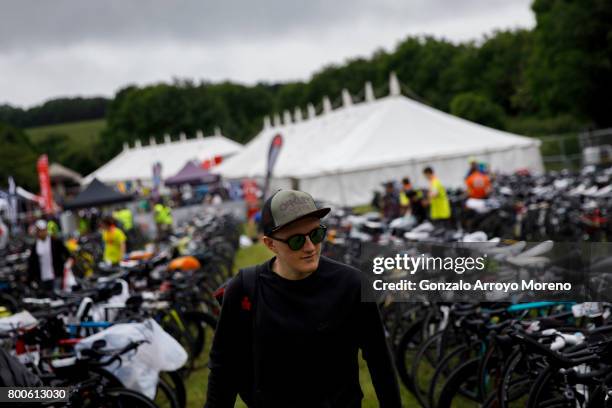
[
  {"xmin": 15, "ymin": 200, "xmax": 177, "ymax": 297},
  {"xmin": 374, "ymin": 159, "xmax": 492, "ymax": 226}
]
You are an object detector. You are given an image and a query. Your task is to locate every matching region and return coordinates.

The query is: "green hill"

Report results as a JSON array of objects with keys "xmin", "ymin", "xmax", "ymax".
[
  {"xmin": 25, "ymin": 119, "xmax": 107, "ymax": 176},
  {"xmin": 27, "ymin": 118, "xmax": 106, "ymax": 145}
]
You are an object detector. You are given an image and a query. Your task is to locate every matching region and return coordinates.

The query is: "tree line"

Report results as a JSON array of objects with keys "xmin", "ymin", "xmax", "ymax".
[
  {"xmin": 1, "ymin": 0, "xmax": 610, "ymax": 191},
  {"xmin": 0, "ymin": 97, "xmax": 108, "ymax": 128}
]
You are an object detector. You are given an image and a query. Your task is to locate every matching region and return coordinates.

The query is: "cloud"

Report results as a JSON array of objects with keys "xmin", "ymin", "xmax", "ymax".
[{"xmin": 0, "ymin": 0, "xmax": 534, "ymax": 107}]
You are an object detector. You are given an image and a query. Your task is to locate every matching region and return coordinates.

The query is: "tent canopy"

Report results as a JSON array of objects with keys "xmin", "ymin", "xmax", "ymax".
[
  {"xmin": 165, "ymin": 161, "xmax": 220, "ymax": 186},
  {"xmin": 85, "ymin": 133, "xmax": 243, "ymax": 185},
  {"xmin": 216, "ymin": 80, "xmax": 543, "ymax": 206},
  {"xmin": 50, "ymin": 163, "xmax": 82, "ymax": 184},
  {"xmin": 64, "ymin": 178, "xmax": 132, "ymax": 210}
]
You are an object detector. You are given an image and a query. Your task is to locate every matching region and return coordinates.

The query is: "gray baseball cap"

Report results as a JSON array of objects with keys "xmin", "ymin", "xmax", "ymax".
[{"xmin": 261, "ymin": 190, "xmax": 330, "ymax": 236}]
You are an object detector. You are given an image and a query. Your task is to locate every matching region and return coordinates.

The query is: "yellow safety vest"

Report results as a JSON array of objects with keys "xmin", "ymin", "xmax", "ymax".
[{"xmin": 429, "ymin": 178, "xmax": 451, "ymax": 220}]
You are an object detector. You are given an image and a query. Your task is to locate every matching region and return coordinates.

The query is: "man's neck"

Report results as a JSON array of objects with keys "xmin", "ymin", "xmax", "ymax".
[{"xmin": 272, "ymin": 258, "xmax": 314, "ymax": 281}]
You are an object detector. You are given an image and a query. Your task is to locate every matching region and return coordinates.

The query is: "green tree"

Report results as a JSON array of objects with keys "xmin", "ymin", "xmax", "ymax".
[
  {"xmin": 519, "ymin": 0, "xmax": 612, "ymax": 126},
  {"xmin": 0, "ymin": 98, "xmax": 108, "ymax": 128},
  {"xmin": 450, "ymin": 92, "xmax": 505, "ymax": 129},
  {"xmin": 0, "ymin": 123, "xmax": 39, "ymax": 190}
]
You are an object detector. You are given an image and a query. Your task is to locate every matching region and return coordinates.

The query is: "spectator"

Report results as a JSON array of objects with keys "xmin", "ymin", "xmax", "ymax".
[
  {"xmin": 46, "ymin": 215, "xmax": 61, "ymax": 238},
  {"xmin": 100, "ymin": 216, "xmax": 127, "ymax": 265},
  {"xmin": 27, "ymin": 220, "xmax": 72, "ymax": 293},
  {"xmin": 381, "ymin": 181, "xmax": 400, "ymax": 221},
  {"xmin": 399, "ymin": 178, "xmax": 427, "ymax": 224},
  {"xmin": 154, "ymin": 201, "xmax": 173, "ymax": 241},
  {"xmin": 423, "ymin": 167, "xmax": 451, "ymax": 228},
  {"xmin": 371, "ymin": 191, "xmax": 382, "ymax": 212},
  {"xmin": 0, "ymin": 217, "xmax": 8, "ymax": 251},
  {"xmin": 465, "ymin": 161, "xmax": 492, "ymax": 199},
  {"xmin": 399, "ymin": 178, "xmax": 412, "ymax": 216}
]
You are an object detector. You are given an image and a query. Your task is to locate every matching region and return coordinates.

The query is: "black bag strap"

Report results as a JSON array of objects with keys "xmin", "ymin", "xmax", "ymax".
[
  {"xmin": 240, "ymin": 264, "xmax": 263, "ymax": 408},
  {"xmin": 240, "ymin": 265, "xmax": 259, "ymax": 303}
]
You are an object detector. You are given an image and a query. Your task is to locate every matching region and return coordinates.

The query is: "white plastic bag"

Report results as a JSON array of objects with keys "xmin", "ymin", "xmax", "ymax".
[
  {"xmin": 74, "ymin": 318, "xmax": 187, "ymax": 399},
  {"xmin": 0, "ymin": 310, "xmax": 38, "ymax": 333}
]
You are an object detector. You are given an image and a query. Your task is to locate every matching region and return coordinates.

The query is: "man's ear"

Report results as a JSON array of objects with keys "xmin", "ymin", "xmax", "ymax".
[{"xmin": 262, "ymin": 236, "xmax": 277, "ymax": 253}]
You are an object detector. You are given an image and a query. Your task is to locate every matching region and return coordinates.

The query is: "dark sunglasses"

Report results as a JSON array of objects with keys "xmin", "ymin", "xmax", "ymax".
[{"xmin": 271, "ymin": 225, "xmax": 327, "ymax": 251}]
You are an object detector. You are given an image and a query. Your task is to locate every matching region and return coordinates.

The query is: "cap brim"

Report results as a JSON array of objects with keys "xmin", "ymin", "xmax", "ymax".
[{"xmin": 270, "ymin": 207, "xmax": 331, "ymax": 233}]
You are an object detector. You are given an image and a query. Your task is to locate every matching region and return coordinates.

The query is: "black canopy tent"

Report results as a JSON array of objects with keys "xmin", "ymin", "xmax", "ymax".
[
  {"xmin": 164, "ymin": 161, "xmax": 220, "ymax": 186},
  {"xmin": 63, "ymin": 178, "xmax": 132, "ymax": 210}
]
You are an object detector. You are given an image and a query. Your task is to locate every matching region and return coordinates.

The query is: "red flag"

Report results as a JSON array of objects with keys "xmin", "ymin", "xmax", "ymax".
[
  {"xmin": 214, "ymin": 155, "xmax": 223, "ymax": 165},
  {"xmin": 37, "ymin": 155, "xmax": 53, "ymax": 213}
]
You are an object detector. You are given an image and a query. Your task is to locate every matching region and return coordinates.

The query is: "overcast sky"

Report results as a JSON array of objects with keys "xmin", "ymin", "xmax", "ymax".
[{"xmin": 0, "ymin": 0, "xmax": 534, "ymax": 107}]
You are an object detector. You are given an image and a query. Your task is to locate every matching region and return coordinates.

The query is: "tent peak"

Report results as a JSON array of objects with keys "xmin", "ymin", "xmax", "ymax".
[
  {"xmin": 342, "ymin": 89, "xmax": 353, "ymax": 108},
  {"xmin": 365, "ymin": 82, "xmax": 375, "ymax": 102},
  {"xmin": 134, "ymin": 139, "xmax": 142, "ymax": 149},
  {"xmin": 214, "ymin": 126, "xmax": 222, "ymax": 136},
  {"xmin": 263, "ymin": 116, "xmax": 271, "ymax": 129},
  {"xmin": 164, "ymin": 134, "xmax": 172, "ymax": 144},
  {"xmin": 294, "ymin": 107, "xmax": 303, "ymax": 122},
  {"xmin": 149, "ymin": 136, "xmax": 156, "ymax": 146},
  {"xmin": 179, "ymin": 132, "xmax": 187, "ymax": 142},
  {"xmin": 123, "ymin": 142, "xmax": 129, "ymax": 151},
  {"xmin": 283, "ymin": 110, "xmax": 292, "ymax": 125},
  {"xmin": 322, "ymin": 96, "xmax": 332, "ymax": 114},
  {"xmin": 307, "ymin": 103, "xmax": 316, "ymax": 119},
  {"xmin": 389, "ymin": 72, "xmax": 401, "ymax": 96},
  {"xmin": 273, "ymin": 113, "xmax": 281, "ymax": 127},
  {"xmin": 196, "ymin": 130, "xmax": 204, "ymax": 139}
]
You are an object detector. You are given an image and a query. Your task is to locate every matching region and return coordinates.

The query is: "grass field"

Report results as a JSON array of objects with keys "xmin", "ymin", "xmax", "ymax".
[
  {"xmin": 25, "ymin": 119, "xmax": 107, "ymax": 175},
  {"xmin": 26, "ymin": 119, "xmax": 106, "ymax": 145},
  {"xmin": 183, "ymin": 243, "xmax": 416, "ymax": 407}
]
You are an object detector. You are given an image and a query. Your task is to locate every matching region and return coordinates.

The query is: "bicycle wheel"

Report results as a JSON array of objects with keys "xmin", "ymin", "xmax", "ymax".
[
  {"xmin": 427, "ymin": 344, "xmax": 471, "ymax": 408},
  {"xmin": 84, "ymin": 387, "xmax": 159, "ymax": 408},
  {"xmin": 155, "ymin": 376, "xmax": 180, "ymax": 408},
  {"xmin": 160, "ymin": 371, "xmax": 186, "ymax": 408},
  {"xmin": 411, "ymin": 330, "xmax": 447, "ymax": 407},
  {"xmin": 182, "ymin": 311, "xmax": 217, "ymax": 364},
  {"xmin": 436, "ymin": 357, "xmax": 482, "ymax": 408},
  {"xmin": 0, "ymin": 292, "xmax": 18, "ymax": 313},
  {"xmin": 395, "ymin": 317, "xmax": 425, "ymax": 391},
  {"xmin": 498, "ymin": 349, "xmax": 536, "ymax": 408},
  {"xmin": 527, "ymin": 365, "xmax": 591, "ymax": 408},
  {"xmin": 160, "ymin": 314, "xmax": 197, "ymax": 375}
]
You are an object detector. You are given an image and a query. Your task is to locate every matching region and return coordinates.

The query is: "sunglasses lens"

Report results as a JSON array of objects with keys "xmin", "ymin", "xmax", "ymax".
[
  {"xmin": 287, "ymin": 235, "xmax": 306, "ymax": 251},
  {"xmin": 310, "ymin": 227, "xmax": 326, "ymax": 244}
]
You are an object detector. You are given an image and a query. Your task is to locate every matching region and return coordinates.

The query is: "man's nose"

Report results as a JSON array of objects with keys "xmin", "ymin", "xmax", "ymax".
[{"xmin": 303, "ymin": 236, "xmax": 316, "ymax": 251}]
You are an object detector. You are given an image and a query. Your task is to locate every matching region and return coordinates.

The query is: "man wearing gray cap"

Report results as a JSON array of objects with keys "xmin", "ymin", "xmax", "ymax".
[{"xmin": 205, "ymin": 190, "xmax": 401, "ymax": 408}]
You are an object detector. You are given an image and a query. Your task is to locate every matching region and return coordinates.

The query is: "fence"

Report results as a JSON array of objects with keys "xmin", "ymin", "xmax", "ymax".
[{"xmin": 537, "ymin": 128, "xmax": 612, "ymax": 170}]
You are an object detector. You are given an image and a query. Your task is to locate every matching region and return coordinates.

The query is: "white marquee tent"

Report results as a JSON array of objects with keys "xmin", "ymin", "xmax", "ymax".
[
  {"xmin": 85, "ymin": 130, "xmax": 243, "ymax": 185},
  {"xmin": 215, "ymin": 74, "xmax": 544, "ymax": 206}
]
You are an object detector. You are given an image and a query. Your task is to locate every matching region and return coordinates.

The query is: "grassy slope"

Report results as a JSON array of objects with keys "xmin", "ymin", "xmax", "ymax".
[
  {"xmin": 184, "ymin": 243, "xmax": 416, "ymax": 407},
  {"xmin": 25, "ymin": 119, "xmax": 107, "ymax": 175},
  {"xmin": 27, "ymin": 119, "xmax": 106, "ymax": 144}
]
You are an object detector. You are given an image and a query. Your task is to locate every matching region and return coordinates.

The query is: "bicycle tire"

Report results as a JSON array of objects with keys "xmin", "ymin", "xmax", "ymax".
[
  {"xmin": 155, "ymin": 375, "xmax": 180, "ymax": 408},
  {"xmin": 182, "ymin": 311, "xmax": 217, "ymax": 360},
  {"xmin": 411, "ymin": 330, "xmax": 446, "ymax": 408},
  {"xmin": 436, "ymin": 357, "xmax": 482, "ymax": 408},
  {"xmin": 0, "ymin": 292, "xmax": 19, "ymax": 313},
  {"xmin": 395, "ymin": 317, "xmax": 425, "ymax": 391},
  {"xmin": 160, "ymin": 371, "xmax": 186, "ymax": 408},
  {"xmin": 427, "ymin": 344, "xmax": 471, "ymax": 408},
  {"xmin": 85, "ymin": 387, "xmax": 159, "ymax": 408},
  {"xmin": 498, "ymin": 348, "xmax": 533, "ymax": 408}
]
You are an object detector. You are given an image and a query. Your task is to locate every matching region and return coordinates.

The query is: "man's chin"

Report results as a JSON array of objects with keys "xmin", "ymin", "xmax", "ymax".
[{"xmin": 297, "ymin": 255, "xmax": 320, "ymax": 273}]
